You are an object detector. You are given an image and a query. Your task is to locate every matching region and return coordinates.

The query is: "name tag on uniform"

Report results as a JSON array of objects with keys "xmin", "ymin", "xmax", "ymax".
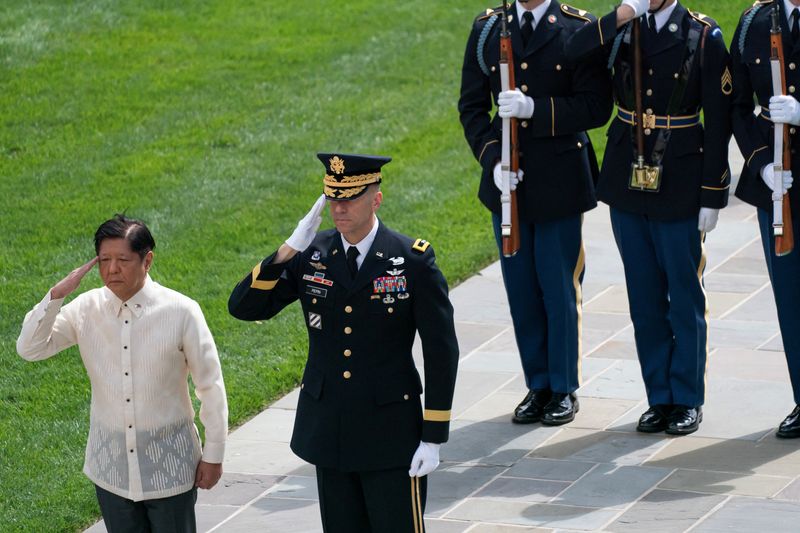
[{"xmin": 306, "ymin": 286, "xmax": 328, "ymax": 298}]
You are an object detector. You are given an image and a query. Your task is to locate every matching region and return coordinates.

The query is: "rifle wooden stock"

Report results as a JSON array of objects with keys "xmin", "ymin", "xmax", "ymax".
[
  {"xmin": 500, "ymin": 1, "xmax": 520, "ymax": 258},
  {"xmin": 770, "ymin": 5, "xmax": 794, "ymax": 256}
]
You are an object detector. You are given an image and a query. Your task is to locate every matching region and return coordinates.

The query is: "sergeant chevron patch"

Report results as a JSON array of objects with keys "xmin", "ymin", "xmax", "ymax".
[{"xmin": 721, "ymin": 67, "xmax": 732, "ymax": 95}]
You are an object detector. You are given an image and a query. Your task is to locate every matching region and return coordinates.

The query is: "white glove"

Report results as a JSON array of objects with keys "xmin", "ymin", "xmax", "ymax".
[
  {"xmin": 769, "ymin": 95, "xmax": 800, "ymax": 126},
  {"xmin": 285, "ymin": 194, "xmax": 326, "ymax": 252},
  {"xmin": 698, "ymin": 207, "xmax": 720, "ymax": 233},
  {"xmin": 497, "ymin": 89, "xmax": 534, "ymax": 119},
  {"xmin": 760, "ymin": 165, "xmax": 794, "ymax": 194},
  {"xmin": 493, "ymin": 162, "xmax": 524, "ymax": 192},
  {"xmin": 621, "ymin": 0, "xmax": 649, "ymax": 18},
  {"xmin": 408, "ymin": 441, "xmax": 440, "ymax": 477}
]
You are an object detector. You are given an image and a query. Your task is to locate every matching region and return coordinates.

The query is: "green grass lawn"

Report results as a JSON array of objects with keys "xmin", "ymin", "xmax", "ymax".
[{"xmin": 0, "ymin": 0, "xmax": 751, "ymax": 530}]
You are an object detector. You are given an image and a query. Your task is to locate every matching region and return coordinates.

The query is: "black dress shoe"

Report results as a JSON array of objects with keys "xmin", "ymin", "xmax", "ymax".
[
  {"xmin": 777, "ymin": 405, "xmax": 800, "ymax": 438},
  {"xmin": 636, "ymin": 405, "xmax": 672, "ymax": 433},
  {"xmin": 541, "ymin": 392, "xmax": 579, "ymax": 426},
  {"xmin": 512, "ymin": 389, "xmax": 552, "ymax": 424},
  {"xmin": 666, "ymin": 405, "xmax": 702, "ymax": 435}
]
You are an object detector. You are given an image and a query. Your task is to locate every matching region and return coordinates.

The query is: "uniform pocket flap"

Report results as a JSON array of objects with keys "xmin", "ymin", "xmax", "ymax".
[
  {"xmin": 301, "ymin": 366, "xmax": 324, "ymax": 400},
  {"xmin": 374, "ymin": 372, "xmax": 423, "ymax": 406}
]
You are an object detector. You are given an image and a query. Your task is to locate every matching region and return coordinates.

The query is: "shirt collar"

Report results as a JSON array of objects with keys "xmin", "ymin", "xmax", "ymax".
[
  {"xmin": 340, "ymin": 216, "xmax": 379, "ymax": 259},
  {"xmin": 516, "ymin": 0, "xmax": 551, "ymax": 29},
  {"xmin": 103, "ymin": 275, "xmax": 155, "ymax": 317},
  {"xmin": 649, "ymin": 1, "xmax": 678, "ymax": 33},
  {"xmin": 785, "ymin": 0, "xmax": 800, "ymax": 22}
]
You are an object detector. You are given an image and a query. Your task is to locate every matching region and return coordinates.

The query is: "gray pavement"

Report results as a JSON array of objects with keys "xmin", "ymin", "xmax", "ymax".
[{"xmin": 88, "ymin": 142, "xmax": 800, "ymax": 532}]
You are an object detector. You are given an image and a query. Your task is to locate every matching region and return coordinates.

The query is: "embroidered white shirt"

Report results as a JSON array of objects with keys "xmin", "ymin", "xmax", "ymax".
[{"xmin": 17, "ymin": 276, "xmax": 228, "ymax": 502}]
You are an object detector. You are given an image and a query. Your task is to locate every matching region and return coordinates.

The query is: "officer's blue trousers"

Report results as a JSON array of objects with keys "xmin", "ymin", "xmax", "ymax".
[
  {"xmin": 610, "ymin": 208, "xmax": 708, "ymax": 407},
  {"xmin": 758, "ymin": 208, "xmax": 800, "ymax": 405},
  {"xmin": 492, "ymin": 213, "xmax": 584, "ymax": 394}
]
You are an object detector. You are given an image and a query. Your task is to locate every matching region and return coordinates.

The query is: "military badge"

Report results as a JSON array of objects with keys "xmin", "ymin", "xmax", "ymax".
[
  {"xmin": 311, "ymin": 250, "xmax": 321, "ymax": 261},
  {"xmin": 669, "ymin": 23, "xmax": 678, "ymax": 33},
  {"xmin": 308, "ymin": 312, "xmax": 322, "ymax": 329},
  {"xmin": 309, "ymin": 261, "xmax": 327, "ymax": 270},
  {"xmin": 373, "ymin": 276, "xmax": 408, "ymax": 293},
  {"xmin": 548, "ymin": 14, "xmax": 556, "ymax": 23},
  {"xmin": 329, "ymin": 156, "xmax": 346, "ymax": 175},
  {"xmin": 386, "ymin": 268, "xmax": 405, "ymax": 276},
  {"xmin": 383, "ymin": 295, "xmax": 396, "ymax": 304},
  {"xmin": 397, "ymin": 292, "xmax": 410, "ymax": 300},
  {"xmin": 388, "ymin": 256, "xmax": 405, "ymax": 266}
]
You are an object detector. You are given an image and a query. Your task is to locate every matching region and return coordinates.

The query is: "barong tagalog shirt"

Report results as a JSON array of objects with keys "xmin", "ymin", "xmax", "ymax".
[{"xmin": 16, "ymin": 275, "xmax": 227, "ymax": 501}]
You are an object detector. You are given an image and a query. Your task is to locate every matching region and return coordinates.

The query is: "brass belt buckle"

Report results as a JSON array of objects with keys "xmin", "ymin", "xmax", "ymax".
[{"xmin": 642, "ymin": 112, "xmax": 657, "ymax": 130}]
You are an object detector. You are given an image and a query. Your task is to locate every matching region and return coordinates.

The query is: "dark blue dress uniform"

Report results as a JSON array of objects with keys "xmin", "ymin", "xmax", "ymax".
[
  {"xmin": 565, "ymin": 3, "xmax": 732, "ymax": 423},
  {"xmin": 731, "ymin": 0, "xmax": 800, "ymax": 437},
  {"xmin": 458, "ymin": 1, "xmax": 613, "ymax": 421},
  {"xmin": 229, "ymin": 204, "xmax": 459, "ymax": 529}
]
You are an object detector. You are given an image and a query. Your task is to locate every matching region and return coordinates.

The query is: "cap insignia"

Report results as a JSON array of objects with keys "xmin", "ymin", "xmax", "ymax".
[{"xmin": 330, "ymin": 156, "xmax": 346, "ymax": 175}]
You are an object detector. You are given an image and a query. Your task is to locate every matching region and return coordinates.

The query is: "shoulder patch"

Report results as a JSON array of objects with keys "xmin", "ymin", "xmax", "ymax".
[
  {"xmin": 689, "ymin": 11, "xmax": 714, "ymax": 28},
  {"xmin": 412, "ymin": 239, "xmax": 431, "ymax": 254},
  {"xmin": 561, "ymin": 3, "xmax": 591, "ymax": 23}
]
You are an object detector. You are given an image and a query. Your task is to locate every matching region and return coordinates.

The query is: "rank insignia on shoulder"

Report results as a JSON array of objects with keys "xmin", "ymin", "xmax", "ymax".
[
  {"xmin": 561, "ymin": 4, "xmax": 591, "ymax": 22},
  {"xmin": 412, "ymin": 239, "xmax": 430, "ymax": 253},
  {"xmin": 309, "ymin": 261, "xmax": 326, "ymax": 270}
]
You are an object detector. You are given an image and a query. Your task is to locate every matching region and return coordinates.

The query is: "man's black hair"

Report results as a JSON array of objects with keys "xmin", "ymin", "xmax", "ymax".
[{"xmin": 94, "ymin": 214, "xmax": 155, "ymax": 259}]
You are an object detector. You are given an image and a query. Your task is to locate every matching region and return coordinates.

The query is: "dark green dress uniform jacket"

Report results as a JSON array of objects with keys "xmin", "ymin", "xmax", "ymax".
[
  {"xmin": 228, "ymin": 221, "xmax": 459, "ymax": 472},
  {"xmin": 731, "ymin": 0, "xmax": 800, "ymax": 214},
  {"xmin": 565, "ymin": 2, "xmax": 732, "ymax": 221},
  {"xmin": 458, "ymin": 1, "xmax": 613, "ymax": 223}
]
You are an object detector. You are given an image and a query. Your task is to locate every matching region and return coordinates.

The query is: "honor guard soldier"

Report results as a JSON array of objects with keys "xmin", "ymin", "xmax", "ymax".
[
  {"xmin": 228, "ymin": 154, "xmax": 459, "ymax": 532},
  {"xmin": 731, "ymin": 0, "xmax": 800, "ymax": 438},
  {"xmin": 565, "ymin": 0, "xmax": 733, "ymax": 435},
  {"xmin": 458, "ymin": 0, "xmax": 613, "ymax": 426}
]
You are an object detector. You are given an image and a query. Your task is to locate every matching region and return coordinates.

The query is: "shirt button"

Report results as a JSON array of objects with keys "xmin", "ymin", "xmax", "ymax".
[
  {"xmin": 521, "ymin": 62, "xmax": 528, "ymax": 70},
  {"xmin": 403, "ymin": 394, "xmax": 410, "ymax": 400},
  {"xmin": 792, "ymin": 63, "xmax": 797, "ymax": 71},
  {"xmin": 124, "ymin": 346, "xmax": 128, "ymax": 349},
  {"xmin": 344, "ymin": 349, "xmax": 352, "ymax": 357},
  {"xmin": 673, "ymin": 73, "xmax": 679, "ymax": 79},
  {"xmin": 130, "ymin": 449, "xmax": 134, "ymax": 453},
  {"xmin": 388, "ymin": 308, "xmax": 394, "ymax": 314},
  {"xmin": 491, "ymin": 65, "xmax": 496, "ymax": 72},
  {"xmin": 126, "ymin": 399, "xmax": 130, "ymax": 402},
  {"xmin": 343, "ymin": 371, "xmax": 352, "ymax": 379},
  {"xmin": 344, "ymin": 327, "xmax": 352, "ymax": 334},
  {"xmin": 129, "ymin": 425, "xmax": 132, "ymax": 429},
  {"xmin": 756, "ymin": 58, "xmax": 761, "ymax": 64},
  {"xmin": 124, "ymin": 320, "xmax": 128, "ymax": 324},
  {"xmin": 312, "ymin": 298, "xmax": 317, "ymax": 304},
  {"xmin": 648, "ymin": 68, "xmax": 654, "ymax": 75},
  {"xmin": 646, "ymin": 108, "xmax": 654, "ymax": 115},
  {"xmin": 555, "ymin": 64, "xmax": 562, "ymax": 71},
  {"xmin": 792, "ymin": 128, "xmax": 797, "ymax": 135},
  {"xmin": 644, "ymin": 128, "xmax": 652, "ymax": 136},
  {"xmin": 791, "ymin": 86, "xmax": 797, "ymax": 94},
  {"xmin": 646, "ymin": 89, "xmax": 653, "ymax": 96},
  {"xmin": 577, "ymin": 142, "xmax": 583, "ymax": 148},
  {"xmin": 345, "ymin": 306, "xmax": 353, "ymax": 313},
  {"xmin": 521, "ymin": 84, "xmax": 529, "ymax": 92},
  {"xmin": 521, "ymin": 121, "xmax": 529, "ymax": 128},
  {"xmin": 124, "ymin": 372, "xmax": 129, "ymax": 376}
]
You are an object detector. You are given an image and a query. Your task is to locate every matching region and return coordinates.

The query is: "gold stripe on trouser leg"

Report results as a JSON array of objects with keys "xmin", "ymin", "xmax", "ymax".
[
  {"xmin": 411, "ymin": 477, "xmax": 419, "ymax": 533},
  {"xmin": 573, "ymin": 220, "xmax": 586, "ymax": 386},
  {"xmin": 415, "ymin": 476, "xmax": 424, "ymax": 533},
  {"xmin": 697, "ymin": 233, "xmax": 709, "ymax": 403}
]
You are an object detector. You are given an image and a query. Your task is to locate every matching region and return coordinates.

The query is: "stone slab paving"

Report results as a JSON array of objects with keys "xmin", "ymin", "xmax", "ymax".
[{"xmin": 86, "ymin": 142, "xmax": 800, "ymax": 532}]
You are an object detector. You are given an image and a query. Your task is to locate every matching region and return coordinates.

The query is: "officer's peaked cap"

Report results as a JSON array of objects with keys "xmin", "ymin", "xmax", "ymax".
[{"xmin": 318, "ymin": 152, "xmax": 392, "ymax": 201}]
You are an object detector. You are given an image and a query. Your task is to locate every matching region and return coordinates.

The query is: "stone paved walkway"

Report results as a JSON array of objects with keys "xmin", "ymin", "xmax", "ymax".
[{"xmin": 88, "ymin": 142, "xmax": 800, "ymax": 532}]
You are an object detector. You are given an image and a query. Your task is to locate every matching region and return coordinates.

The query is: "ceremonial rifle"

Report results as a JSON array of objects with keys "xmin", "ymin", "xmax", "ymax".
[
  {"xmin": 770, "ymin": 3, "xmax": 794, "ymax": 256},
  {"xmin": 499, "ymin": 0, "xmax": 521, "ymax": 257}
]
